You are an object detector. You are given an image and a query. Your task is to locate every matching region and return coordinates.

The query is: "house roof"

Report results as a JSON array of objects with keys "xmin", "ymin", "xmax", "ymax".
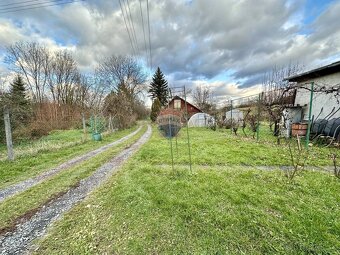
[
  {"xmin": 169, "ymin": 95, "xmax": 202, "ymax": 112},
  {"xmin": 285, "ymin": 60, "xmax": 340, "ymax": 82}
]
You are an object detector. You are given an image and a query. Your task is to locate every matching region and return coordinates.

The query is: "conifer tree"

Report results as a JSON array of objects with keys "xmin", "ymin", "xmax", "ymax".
[
  {"xmin": 148, "ymin": 67, "xmax": 169, "ymax": 106},
  {"xmin": 150, "ymin": 98, "xmax": 161, "ymax": 122},
  {"xmin": 9, "ymin": 74, "xmax": 31, "ymax": 126},
  {"xmin": 10, "ymin": 75, "xmax": 29, "ymax": 108}
]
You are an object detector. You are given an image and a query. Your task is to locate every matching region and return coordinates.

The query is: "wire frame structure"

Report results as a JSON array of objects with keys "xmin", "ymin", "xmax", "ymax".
[
  {"xmin": 157, "ymin": 85, "xmax": 193, "ymax": 174},
  {"xmin": 157, "ymin": 108, "xmax": 182, "ymax": 138}
]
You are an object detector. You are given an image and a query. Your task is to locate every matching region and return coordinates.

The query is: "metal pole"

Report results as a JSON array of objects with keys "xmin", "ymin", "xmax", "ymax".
[
  {"xmin": 256, "ymin": 93, "xmax": 261, "ymax": 141},
  {"xmin": 4, "ymin": 106, "xmax": 14, "ymax": 161},
  {"xmin": 175, "ymin": 136, "xmax": 179, "ymax": 156},
  {"xmin": 168, "ymin": 115, "xmax": 174, "ymax": 174},
  {"xmin": 184, "ymin": 86, "xmax": 192, "ymax": 173},
  {"xmin": 230, "ymin": 100, "xmax": 233, "ymax": 134},
  {"xmin": 305, "ymin": 82, "xmax": 314, "ymax": 149}
]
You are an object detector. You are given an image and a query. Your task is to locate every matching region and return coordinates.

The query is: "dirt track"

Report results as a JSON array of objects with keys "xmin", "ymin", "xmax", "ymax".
[
  {"xmin": 0, "ymin": 125, "xmax": 151, "ymax": 255},
  {"xmin": 0, "ymin": 126, "xmax": 142, "ymax": 203}
]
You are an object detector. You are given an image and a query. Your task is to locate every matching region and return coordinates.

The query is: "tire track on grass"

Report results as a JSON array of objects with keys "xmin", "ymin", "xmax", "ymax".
[
  {"xmin": 0, "ymin": 125, "xmax": 151, "ymax": 255},
  {"xmin": 0, "ymin": 127, "xmax": 142, "ymax": 203}
]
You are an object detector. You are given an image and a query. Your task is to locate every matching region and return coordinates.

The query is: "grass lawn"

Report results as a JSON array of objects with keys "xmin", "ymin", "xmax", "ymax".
[
  {"xmin": 0, "ymin": 125, "xmax": 140, "ymax": 189},
  {"xmin": 0, "ymin": 129, "xmax": 85, "ymax": 160},
  {"xmin": 0, "ymin": 125, "xmax": 147, "ymax": 231},
  {"xmin": 139, "ymin": 126, "xmax": 337, "ymax": 166},
  {"xmin": 34, "ymin": 126, "xmax": 340, "ymax": 254}
]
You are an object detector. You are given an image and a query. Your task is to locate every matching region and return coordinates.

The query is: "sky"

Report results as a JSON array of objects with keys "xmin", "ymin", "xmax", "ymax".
[{"xmin": 0, "ymin": 0, "xmax": 340, "ymax": 105}]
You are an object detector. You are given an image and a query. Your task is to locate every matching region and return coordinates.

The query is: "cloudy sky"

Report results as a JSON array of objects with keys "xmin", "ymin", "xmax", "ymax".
[{"xmin": 0, "ymin": 0, "xmax": 340, "ymax": 103}]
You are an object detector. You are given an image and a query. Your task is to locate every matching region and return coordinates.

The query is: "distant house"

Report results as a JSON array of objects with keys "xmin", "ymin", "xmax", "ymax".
[
  {"xmin": 284, "ymin": 61, "xmax": 340, "ymax": 138},
  {"xmin": 166, "ymin": 95, "xmax": 202, "ymax": 121}
]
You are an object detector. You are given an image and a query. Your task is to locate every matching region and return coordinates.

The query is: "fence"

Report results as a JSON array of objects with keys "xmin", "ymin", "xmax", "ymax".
[{"xmin": 0, "ymin": 106, "xmax": 120, "ymax": 161}]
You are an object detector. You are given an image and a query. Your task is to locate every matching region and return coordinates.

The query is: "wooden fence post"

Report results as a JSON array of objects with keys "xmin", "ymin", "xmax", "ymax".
[
  {"xmin": 3, "ymin": 106, "xmax": 14, "ymax": 161},
  {"xmin": 109, "ymin": 114, "xmax": 113, "ymax": 132},
  {"xmin": 82, "ymin": 113, "xmax": 87, "ymax": 140}
]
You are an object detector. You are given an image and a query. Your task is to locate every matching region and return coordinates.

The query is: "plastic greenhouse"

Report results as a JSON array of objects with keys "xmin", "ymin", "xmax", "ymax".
[
  {"xmin": 188, "ymin": 113, "xmax": 215, "ymax": 127},
  {"xmin": 225, "ymin": 109, "xmax": 244, "ymax": 122}
]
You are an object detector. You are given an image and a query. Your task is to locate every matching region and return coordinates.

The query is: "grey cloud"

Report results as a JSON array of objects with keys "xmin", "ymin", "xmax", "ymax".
[{"xmin": 0, "ymin": 0, "xmax": 339, "ymax": 95}]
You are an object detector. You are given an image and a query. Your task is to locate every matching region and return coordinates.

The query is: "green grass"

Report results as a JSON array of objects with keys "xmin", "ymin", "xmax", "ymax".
[
  {"xmin": 34, "ymin": 126, "xmax": 340, "ymax": 254},
  {"xmin": 0, "ymin": 126, "xmax": 140, "ymax": 189},
  {"xmin": 138, "ymin": 126, "xmax": 336, "ymax": 166},
  {"xmin": 0, "ymin": 129, "xmax": 85, "ymax": 160},
  {"xmin": 0, "ymin": 125, "xmax": 147, "ymax": 231}
]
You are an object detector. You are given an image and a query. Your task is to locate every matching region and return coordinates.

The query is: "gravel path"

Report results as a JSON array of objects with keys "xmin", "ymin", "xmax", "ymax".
[
  {"xmin": 0, "ymin": 125, "xmax": 151, "ymax": 255},
  {"xmin": 0, "ymin": 127, "xmax": 142, "ymax": 203}
]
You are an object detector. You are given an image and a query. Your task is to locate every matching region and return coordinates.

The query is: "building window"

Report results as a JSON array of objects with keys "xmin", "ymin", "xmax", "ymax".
[{"xmin": 174, "ymin": 99, "xmax": 181, "ymax": 110}]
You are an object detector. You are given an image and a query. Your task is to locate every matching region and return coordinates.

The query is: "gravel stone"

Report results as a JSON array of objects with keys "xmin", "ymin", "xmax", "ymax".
[
  {"xmin": 0, "ymin": 125, "xmax": 151, "ymax": 255},
  {"xmin": 0, "ymin": 127, "xmax": 142, "ymax": 203}
]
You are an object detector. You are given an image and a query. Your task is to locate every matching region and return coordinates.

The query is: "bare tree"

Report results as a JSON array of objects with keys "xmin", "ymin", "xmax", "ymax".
[
  {"xmin": 192, "ymin": 85, "xmax": 213, "ymax": 112},
  {"xmin": 262, "ymin": 63, "xmax": 303, "ymax": 142},
  {"xmin": 96, "ymin": 55, "xmax": 146, "ymax": 99},
  {"xmin": 6, "ymin": 42, "xmax": 50, "ymax": 103},
  {"xmin": 47, "ymin": 50, "xmax": 80, "ymax": 105},
  {"xmin": 103, "ymin": 91, "xmax": 137, "ymax": 129}
]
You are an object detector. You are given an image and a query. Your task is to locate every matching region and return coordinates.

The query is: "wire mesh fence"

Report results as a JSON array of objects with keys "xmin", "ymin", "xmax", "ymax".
[{"xmin": 0, "ymin": 106, "xmax": 124, "ymax": 161}]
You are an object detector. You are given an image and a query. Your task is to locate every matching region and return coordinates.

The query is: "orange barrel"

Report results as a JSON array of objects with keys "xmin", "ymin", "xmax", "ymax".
[{"xmin": 291, "ymin": 123, "xmax": 308, "ymax": 136}]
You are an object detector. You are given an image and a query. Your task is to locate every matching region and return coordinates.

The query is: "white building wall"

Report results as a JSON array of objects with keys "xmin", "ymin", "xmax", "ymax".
[{"xmin": 294, "ymin": 72, "xmax": 340, "ymax": 121}]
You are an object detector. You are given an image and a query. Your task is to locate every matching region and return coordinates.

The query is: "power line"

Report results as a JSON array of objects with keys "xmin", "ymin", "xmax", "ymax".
[
  {"xmin": 146, "ymin": 0, "xmax": 152, "ymax": 70},
  {"xmin": 139, "ymin": 0, "xmax": 148, "ymax": 67},
  {"xmin": 118, "ymin": 0, "xmax": 136, "ymax": 56},
  {"xmin": 126, "ymin": 0, "xmax": 140, "ymax": 54},
  {"xmin": 0, "ymin": 0, "xmax": 70, "ymax": 11},
  {"xmin": 0, "ymin": 0, "xmax": 82, "ymax": 14},
  {"xmin": 121, "ymin": 0, "xmax": 137, "ymax": 54},
  {"xmin": 0, "ymin": 0, "xmax": 45, "ymax": 7}
]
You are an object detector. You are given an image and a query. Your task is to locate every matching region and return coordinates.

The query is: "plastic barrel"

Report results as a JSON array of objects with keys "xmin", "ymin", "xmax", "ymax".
[{"xmin": 92, "ymin": 133, "xmax": 102, "ymax": 141}]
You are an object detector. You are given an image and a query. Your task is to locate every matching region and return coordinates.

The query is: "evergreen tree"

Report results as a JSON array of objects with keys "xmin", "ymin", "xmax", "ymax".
[
  {"xmin": 9, "ymin": 74, "xmax": 31, "ymax": 126},
  {"xmin": 148, "ymin": 67, "xmax": 169, "ymax": 106},
  {"xmin": 150, "ymin": 98, "xmax": 161, "ymax": 122},
  {"xmin": 10, "ymin": 75, "xmax": 29, "ymax": 107}
]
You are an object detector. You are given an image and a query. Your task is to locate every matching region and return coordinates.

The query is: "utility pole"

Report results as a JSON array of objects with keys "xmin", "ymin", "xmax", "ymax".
[{"xmin": 4, "ymin": 106, "xmax": 14, "ymax": 161}]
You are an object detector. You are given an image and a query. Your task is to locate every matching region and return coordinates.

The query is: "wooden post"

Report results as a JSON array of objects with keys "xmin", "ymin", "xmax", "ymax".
[
  {"xmin": 109, "ymin": 114, "xmax": 112, "ymax": 132},
  {"xmin": 82, "ymin": 113, "xmax": 87, "ymax": 140},
  {"xmin": 230, "ymin": 100, "xmax": 233, "ymax": 134},
  {"xmin": 3, "ymin": 106, "xmax": 14, "ymax": 161},
  {"xmin": 256, "ymin": 93, "xmax": 261, "ymax": 141}
]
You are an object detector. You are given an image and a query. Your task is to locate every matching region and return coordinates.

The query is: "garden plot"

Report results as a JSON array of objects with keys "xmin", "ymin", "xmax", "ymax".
[{"xmin": 28, "ymin": 126, "xmax": 339, "ymax": 254}]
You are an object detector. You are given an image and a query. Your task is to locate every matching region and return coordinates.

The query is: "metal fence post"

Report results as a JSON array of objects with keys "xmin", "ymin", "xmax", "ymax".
[
  {"xmin": 305, "ymin": 82, "xmax": 314, "ymax": 149},
  {"xmin": 3, "ymin": 106, "xmax": 14, "ymax": 161},
  {"xmin": 184, "ymin": 86, "xmax": 192, "ymax": 173}
]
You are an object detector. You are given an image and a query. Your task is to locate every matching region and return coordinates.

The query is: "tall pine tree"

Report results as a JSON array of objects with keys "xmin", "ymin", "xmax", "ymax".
[
  {"xmin": 10, "ymin": 75, "xmax": 29, "ymax": 107},
  {"xmin": 9, "ymin": 74, "xmax": 31, "ymax": 126},
  {"xmin": 148, "ymin": 67, "xmax": 169, "ymax": 106}
]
